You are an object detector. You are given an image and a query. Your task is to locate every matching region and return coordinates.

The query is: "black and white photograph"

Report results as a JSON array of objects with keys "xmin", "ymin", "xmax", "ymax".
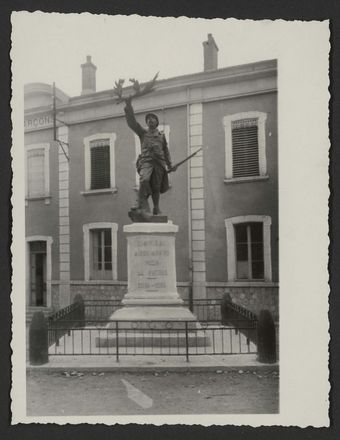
[{"xmin": 10, "ymin": 12, "xmax": 329, "ymax": 425}]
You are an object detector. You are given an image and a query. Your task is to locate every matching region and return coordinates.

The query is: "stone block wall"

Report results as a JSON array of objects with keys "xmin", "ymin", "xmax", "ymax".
[
  {"xmin": 69, "ymin": 283, "xmax": 127, "ymax": 303},
  {"xmin": 51, "ymin": 282, "xmax": 191, "ymax": 312},
  {"xmin": 206, "ymin": 285, "xmax": 279, "ymax": 321}
]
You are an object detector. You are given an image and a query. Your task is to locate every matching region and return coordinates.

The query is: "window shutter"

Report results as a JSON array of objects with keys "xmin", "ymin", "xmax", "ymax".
[
  {"xmin": 90, "ymin": 140, "xmax": 110, "ymax": 189},
  {"xmin": 27, "ymin": 149, "xmax": 45, "ymax": 196},
  {"xmin": 232, "ymin": 118, "xmax": 259, "ymax": 178}
]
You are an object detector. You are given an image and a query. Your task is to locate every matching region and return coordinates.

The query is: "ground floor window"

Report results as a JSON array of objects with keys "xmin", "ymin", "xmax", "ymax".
[
  {"xmin": 234, "ymin": 222, "xmax": 264, "ymax": 280},
  {"xmin": 83, "ymin": 222, "xmax": 118, "ymax": 281},
  {"xmin": 91, "ymin": 228, "xmax": 113, "ymax": 279},
  {"xmin": 225, "ymin": 215, "xmax": 272, "ymax": 282}
]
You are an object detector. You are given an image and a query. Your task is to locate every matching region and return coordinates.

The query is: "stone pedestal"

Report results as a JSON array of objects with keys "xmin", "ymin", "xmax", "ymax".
[
  {"xmin": 122, "ymin": 222, "xmax": 184, "ymax": 306},
  {"xmin": 96, "ymin": 222, "xmax": 208, "ymax": 348}
]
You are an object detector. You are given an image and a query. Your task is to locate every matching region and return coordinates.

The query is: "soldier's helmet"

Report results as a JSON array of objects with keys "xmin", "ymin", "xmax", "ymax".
[{"xmin": 145, "ymin": 113, "xmax": 159, "ymax": 126}]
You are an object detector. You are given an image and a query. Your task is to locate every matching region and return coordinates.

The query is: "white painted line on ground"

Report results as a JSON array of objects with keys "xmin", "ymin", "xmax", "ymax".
[{"xmin": 121, "ymin": 379, "xmax": 153, "ymax": 409}]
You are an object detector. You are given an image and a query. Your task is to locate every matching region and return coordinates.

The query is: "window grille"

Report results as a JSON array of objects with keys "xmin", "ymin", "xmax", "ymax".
[
  {"xmin": 90, "ymin": 140, "xmax": 110, "ymax": 189},
  {"xmin": 232, "ymin": 118, "xmax": 259, "ymax": 178}
]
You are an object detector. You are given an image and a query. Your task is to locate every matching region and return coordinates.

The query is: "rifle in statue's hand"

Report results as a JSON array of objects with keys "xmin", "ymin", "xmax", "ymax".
[
  {"xmin": 113, "ymin": 72, "xmax": 159, "ymax": 104},
  {"xmin": 167, "ymin": 147, "xmax": 203, "ymax": 173}
]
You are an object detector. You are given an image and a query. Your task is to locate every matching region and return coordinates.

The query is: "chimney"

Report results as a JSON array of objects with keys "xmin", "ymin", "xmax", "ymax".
[
  {"xmin": 203, "ymin": 34, "xmax": 219, "ymax": 71},
  {"xmin": 81, "ymin": 55, "xmax": 97, "ymax": 95}
]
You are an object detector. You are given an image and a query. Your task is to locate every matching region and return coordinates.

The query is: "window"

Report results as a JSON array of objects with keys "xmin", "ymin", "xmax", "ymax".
[
  {"xmin": 25, "ymin": 143, "xmax": 50, "ymax": 201},
  {"xmin": 234, "ymin": 222, "xmax": 264, "ymax": 279},
  {"xmin": 225, "ymin": 215, "xmax": 272, "ymax": 282},
  {"xmin": 84, "ymin": 133, "xmax": 116, "ymax": 192},
  {"xmin": 134, "ymin": 124, "xmax": 170, "ymax": 187},
  {"xmin": 223, "ymin": 112, "xmax": 267, "ymax": 181},
  {"xmin": 83, "ymin": 223, "xmax": 118, "ymax": 281},
  {"xmin": 91, "ymin": 228, "xmax": 112, "ymax": 279}
]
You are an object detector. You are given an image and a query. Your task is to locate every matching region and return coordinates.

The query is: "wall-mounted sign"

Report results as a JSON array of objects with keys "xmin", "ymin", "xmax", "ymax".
[{"xmin": 24, "ymin": 114, "xmax": 53, "ymax": 130}]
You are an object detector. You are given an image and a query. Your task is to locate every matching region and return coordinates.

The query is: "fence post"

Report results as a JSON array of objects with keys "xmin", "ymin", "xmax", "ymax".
[
  {"xmin": 221, "ymin": 291, "xmax": 232, "ymax": 325},
  {"xmin": 74, "ymin": 294, "xmax": 85, "ymax": 327},
  {"xmin": 115, "ymin": 321, "xmax": 120, "ymax": 362},
  {"xmin": 257, "ymin": 309, "xmax": 277, "ymax": 363},
  {"xmin": 29, "ymin": 312, "xmax": 49, "ymax": 365},
  {"xmin": 188, "ymin": 285, "xmax": 193, "ymax": 312},
  {"xmin": 185, "ymin": 321, "xmax": 189, "ymax": 362}
]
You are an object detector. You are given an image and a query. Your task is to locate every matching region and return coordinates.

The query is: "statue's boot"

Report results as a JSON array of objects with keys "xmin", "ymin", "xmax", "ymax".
[{"xmin": 131, "ymin": 193, "xmax": 150, "ymax": 211}]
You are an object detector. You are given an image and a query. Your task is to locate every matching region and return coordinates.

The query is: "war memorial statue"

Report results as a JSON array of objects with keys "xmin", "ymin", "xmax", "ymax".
[
  {"xmin": 95, "ymin": 75, "xmax": 209, "ymax": 349},
  {"xmin": 113, "ymin": 74, "xmax": 177, "ymax": 222},
  {"xmin": 113, "ymin": 74, "xmax": 201, "ymax": 222},
  {"xmin": 124, "ymin": 98, "xmax": 176, "ymax": 218}
]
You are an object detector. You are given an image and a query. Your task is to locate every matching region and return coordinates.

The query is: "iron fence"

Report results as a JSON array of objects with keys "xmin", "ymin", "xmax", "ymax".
[
  {"xmin": 47, "ymin": 319, "xmax": 257, "ymax": 361},
  {"xmin": 82, "ymin": 298, "xmax": 225, "ymax": 323},
  {"xmin": 45, "ymin": 297, "xmax": 260, "ymax": 361},
  {"xmin": 48, "ymin": 301, "xmax": 84, "ymax": 347}
]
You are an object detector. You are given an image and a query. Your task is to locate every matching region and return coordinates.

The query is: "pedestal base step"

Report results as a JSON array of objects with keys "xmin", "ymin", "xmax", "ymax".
[
  {"xmin": 106, "ymin": 306, "xmax": 200, "ymax": 329},
  {"xmin": 95, "ymin": 331, "xmax": 209, "ymax": 348},
  {"xmin": 128, "ymin": 209, "xmax": 168, "ymax": 223}
]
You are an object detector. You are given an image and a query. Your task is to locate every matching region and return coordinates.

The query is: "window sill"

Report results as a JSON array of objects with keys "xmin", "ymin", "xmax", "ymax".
[
  {"xmin": 224, "ymin": 175, "xmax": 269, "ymax": 184},
  {"xmin": 25, "ymin": 196, "xmax": 51, "ymax": 205},
  {"xmin": 81, "ymin": 188, "xmax": 118, "ymax": 196}
]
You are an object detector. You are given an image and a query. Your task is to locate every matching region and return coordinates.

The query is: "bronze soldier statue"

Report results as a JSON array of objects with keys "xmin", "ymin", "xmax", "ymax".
[
  {"xmin": 114, "ymin": 75, "xmax": 202, "ymax": 221},
  {"xmin": 123, "ymin": 97, "xmax": 176, "ymax": 219}
]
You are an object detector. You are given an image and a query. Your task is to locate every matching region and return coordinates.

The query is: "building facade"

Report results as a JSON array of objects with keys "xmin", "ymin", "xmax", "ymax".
[{"xmin": 24, "ymin": 35, "xmax": 278, "ymax": 320}]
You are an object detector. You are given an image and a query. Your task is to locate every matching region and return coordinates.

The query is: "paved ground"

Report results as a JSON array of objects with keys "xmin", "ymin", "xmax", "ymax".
[
  {"xmin": 34, "ymin": 352, "xmax": 263, "ymax": 369},
  {"xmin": 27, "ymin": 369, "xmax": 279, "ymax": 415}
]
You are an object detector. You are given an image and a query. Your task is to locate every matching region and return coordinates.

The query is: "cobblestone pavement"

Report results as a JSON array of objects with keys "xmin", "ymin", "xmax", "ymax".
[{"xmin": 27, "ymin": 369, "xmax": 279, "ymax": 416}]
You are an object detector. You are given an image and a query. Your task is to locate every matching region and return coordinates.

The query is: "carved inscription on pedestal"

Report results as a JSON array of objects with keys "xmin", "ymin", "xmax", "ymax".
[{"xmin": 130, "ymin": 237, "xmax": 173, "ymax": 292}]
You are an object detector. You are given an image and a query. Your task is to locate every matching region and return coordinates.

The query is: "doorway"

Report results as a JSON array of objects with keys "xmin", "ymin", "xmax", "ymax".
[{"xmin": 29, "ymin": 241, "xmax": 47, "ymax": 307}]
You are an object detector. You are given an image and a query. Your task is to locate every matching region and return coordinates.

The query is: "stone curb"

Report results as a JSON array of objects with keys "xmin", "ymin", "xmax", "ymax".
[{"xmin": 27, "ymin": 364, "xmax": 279, "ymax": 373}]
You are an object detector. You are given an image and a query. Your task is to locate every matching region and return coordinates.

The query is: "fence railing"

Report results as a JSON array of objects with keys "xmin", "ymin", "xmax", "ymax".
[
  {"xmin": 30, "ymin": 297, "xmax": 277, "ymax": 365},
  {"xmin": 82, "ymin": 298, "xmax": 226, "ymax": 323},
  {"xmin": 221, "ymin": 298, "xmax": 258, "ymax": 344},
  {"xmin": 47, "ymin": 319, "xmax": 257, "ymax": 361},
  {"xmin": 48, "ymin": 298, "xmax": 84, "ymax": 347},
  {"xmin": 46, "ymin": 297, "xmax": 258, "ymax": 352}
]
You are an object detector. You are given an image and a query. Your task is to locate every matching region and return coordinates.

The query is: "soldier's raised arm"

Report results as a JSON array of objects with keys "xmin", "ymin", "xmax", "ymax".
[{"xmin": 124, "ymin": 98, "xmax": 145, "ymax": 138}]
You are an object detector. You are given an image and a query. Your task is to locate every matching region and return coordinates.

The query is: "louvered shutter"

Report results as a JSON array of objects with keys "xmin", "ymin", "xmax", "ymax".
[
  {"xmin": 232, "ymin": 118, "xmax": 259, "ymax": 178},
  {"xmin": 90, "ymin": 139, "xmax": 110, "ymax": 189},
  {"xmin": 27, "ymin": 149, "xmax": 45, "ymax": 196}
]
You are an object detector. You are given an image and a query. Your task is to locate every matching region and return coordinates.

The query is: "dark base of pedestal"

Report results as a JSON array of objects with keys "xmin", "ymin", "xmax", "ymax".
[{"xmin": 128, "ymin": 208, "xmax": 168, "ymax": 223}]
